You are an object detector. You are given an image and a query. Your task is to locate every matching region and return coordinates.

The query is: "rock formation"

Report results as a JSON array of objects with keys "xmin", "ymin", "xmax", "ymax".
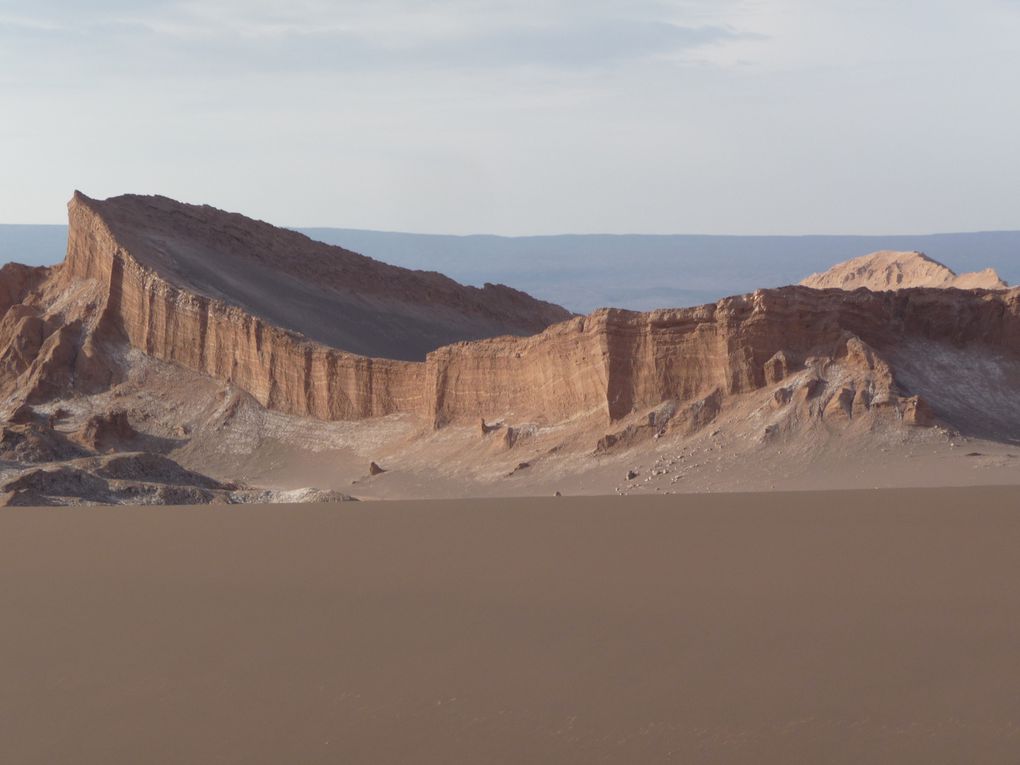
[
  {"xmin": 2, "ymin": 192, "xmax": 1020, "ymax": 503},
  {"xmin": 30, "ymin": 191, "xmax": 568, "ymax": 420},
  {"xmin": 6, "ymin": 195, "xmax": 1020, "ymax": 433},
  {"xmin": 73, "ymin": 410, "xmax": 136, "ymax": 452},
  {"xmin": 424, "ymin": 287, "xmax": 1020, "ymax": 431},
  {"xmin": 800, "ymin": 250, "xmax": 1007, "ymax": 291},
  {"xmin": 67, "ymin": 192, "xmax": 571, "ymax": 361},
  {"xmin": 0, "ymin": 451, "xmax": 356, "ymax": 506}
]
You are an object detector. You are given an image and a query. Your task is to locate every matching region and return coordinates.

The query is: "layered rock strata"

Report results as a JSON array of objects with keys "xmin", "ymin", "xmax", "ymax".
[
  {"xmin": 68, "ymin": 192, "xmax": 572, "ymax": 361},
  {"xmin": 3, "ymin": 194, "xmax": 1020, "ymax": 436}
]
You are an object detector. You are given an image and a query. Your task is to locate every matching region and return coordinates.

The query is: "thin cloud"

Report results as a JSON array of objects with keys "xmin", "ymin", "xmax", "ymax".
[
  {"xmin": 1, "ymin": 0, "xmax": 755, "ymax": 79},
  {"xmin": 419, "ymin": 20, "xmax": 745, "ymax": 69}
]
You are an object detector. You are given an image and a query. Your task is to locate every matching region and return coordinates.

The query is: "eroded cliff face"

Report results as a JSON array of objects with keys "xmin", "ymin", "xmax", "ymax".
[
  {"xmin": 423, "ymin": 286, "xmax": 1020, "ymax": 428},
  {"xmin": 8, "ymin": 191, "xmax": 1020, "ymax": 505},
  {"xmin": 2, "ymin": 193, "xmax": 1020, "ymax": 442},
  {"xmin": 61, "ymin": 199, "xmax": 426, "ymax": 419},
  {"xmin": 67, "ymin": 192, "xmax": 573, "ymax": 361}
]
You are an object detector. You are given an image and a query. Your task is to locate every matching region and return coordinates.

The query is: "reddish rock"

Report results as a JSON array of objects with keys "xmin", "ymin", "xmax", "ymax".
[
  {"xmin": 74, "ymin": 410, "xmax": 136, "ymax": 452},
  {"xmin": 902, "ymin": 396, "xmax": 937, "ymax": 427},
  {"xmin": 763, "ymin": 350, "xmax": 793, "ymax": 384},
  {"xmin": 801, "ymin": 251, "xmax": 1007, "ymax": 291},
  {"xmin": 0, "ymin": 192, "xmax": 1018, "ymax": 445}
]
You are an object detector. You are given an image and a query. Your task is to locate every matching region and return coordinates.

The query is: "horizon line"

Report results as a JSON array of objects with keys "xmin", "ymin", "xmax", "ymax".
[{"xmin": 3, "ymin": 221, "xmax": 1020, "ymax": 241}]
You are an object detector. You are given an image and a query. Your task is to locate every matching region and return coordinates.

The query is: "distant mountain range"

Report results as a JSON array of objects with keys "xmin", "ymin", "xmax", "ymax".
[{"xmin": 3, "ymin": 223, "xmax": 1018, "ymax": 313}]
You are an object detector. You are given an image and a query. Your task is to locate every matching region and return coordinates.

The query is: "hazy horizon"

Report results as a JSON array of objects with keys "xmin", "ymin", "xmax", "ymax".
[
  {"xmin": 5, "ymin": 220, "xmax": 1019, "ymax": 313},
  {"xmin": 6, "ymin": 217, "xmax": 1020, "ymax": 239}
]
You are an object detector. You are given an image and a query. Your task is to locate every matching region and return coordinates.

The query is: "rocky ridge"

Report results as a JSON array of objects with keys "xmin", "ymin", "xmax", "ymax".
[
  {"xmin": 1, "ymin": 193, "xmax": 1019, "ymax": 503},
  {"xmin": 800, "ymin": 250, "xmax": 1008, "ymax": 291}
]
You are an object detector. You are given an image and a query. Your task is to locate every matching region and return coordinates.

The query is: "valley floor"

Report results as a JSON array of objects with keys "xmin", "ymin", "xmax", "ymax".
[
  {"xmin": 10, "ymin": 344, "xmax": 1019, "ymax": 504},
  {"xmin": 4, "ymin": 486, "xmax": 1020, "ymax": 764}
]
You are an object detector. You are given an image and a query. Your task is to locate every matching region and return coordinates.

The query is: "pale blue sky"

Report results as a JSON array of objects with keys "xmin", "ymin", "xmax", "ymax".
[{"xmin": 2, "ymin": 1, "xmax": 1019, "ymax": 234}]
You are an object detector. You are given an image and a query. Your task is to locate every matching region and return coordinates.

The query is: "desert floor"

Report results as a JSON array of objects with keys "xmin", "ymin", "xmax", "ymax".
[{"xmin": 3, "ymin": 486, "xmax": 1020, "ymax": 764}]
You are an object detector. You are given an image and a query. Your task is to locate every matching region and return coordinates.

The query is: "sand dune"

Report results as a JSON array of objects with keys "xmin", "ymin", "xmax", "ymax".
[{"xmin": 3, "ymin": 486, "xmax": 1020, "ymax": 763}]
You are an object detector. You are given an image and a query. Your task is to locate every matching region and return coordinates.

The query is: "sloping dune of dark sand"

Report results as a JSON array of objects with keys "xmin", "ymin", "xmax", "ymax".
[{"xmin": 3, "ymin": 486, "xmax": 1020, "ymax": 764}]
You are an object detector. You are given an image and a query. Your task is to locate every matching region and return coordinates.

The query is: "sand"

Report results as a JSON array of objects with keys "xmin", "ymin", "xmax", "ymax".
[{"xmin": 3, "ymin": 486, "xmax": 1020, "ymax": 763}]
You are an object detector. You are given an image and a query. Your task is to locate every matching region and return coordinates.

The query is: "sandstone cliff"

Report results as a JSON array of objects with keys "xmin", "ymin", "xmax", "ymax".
[
  {"xmin": 4, "ymin": 194, "xmax": 1020, "ymax": 504},
  {"xmin": 424, "ymin": 286, "xmax": 1020, "ymax": 432},
  {"xmin": 67, "ymin": 192, "xmax": 572, "ymax": 361},
  {"xmin": 3, "ymin": 194, "xmax": 1020, "ymax": 443},
  {"xmin": 800, "ymin": 250, "xmax": 1007, "ymax": 291}
]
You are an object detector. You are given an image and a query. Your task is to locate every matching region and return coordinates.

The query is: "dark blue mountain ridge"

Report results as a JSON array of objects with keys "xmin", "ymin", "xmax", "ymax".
[{"xmin": 4, "ymin": 223, "xmax": 1018, "ymax": 313}]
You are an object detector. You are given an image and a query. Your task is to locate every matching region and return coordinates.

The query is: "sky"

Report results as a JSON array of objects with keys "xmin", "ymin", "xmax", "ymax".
[{"xmin": 2, "ymin": 0, "xmax": 1019, "ymax": 235}]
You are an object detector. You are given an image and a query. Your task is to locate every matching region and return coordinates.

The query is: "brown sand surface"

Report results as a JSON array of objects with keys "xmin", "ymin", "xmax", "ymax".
[{"xmin": 3, "ymin": 486, "xmax": 1020, "ymax": 763}]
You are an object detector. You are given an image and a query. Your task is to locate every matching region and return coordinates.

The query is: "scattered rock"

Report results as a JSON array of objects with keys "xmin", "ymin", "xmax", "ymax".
[
  {"xmin": 0, "ymin": 423, "xmax": 86, "ymax": 463},
  {"xmin": 368, "ymin": 461, "xmax": 386, "ymax": 476},
  {"xmin": 240, "ymin": 487, "xmax": 359, "ymax": 504},
  {"xmin": 47, "ymin": 407, "xmax": 71, "ymax": 426},
  {"xmin": 771, "ymin": 387, "xmax": 793, "ymax": 409},
  {"xmin": 479, "ymin": 418, "xmax": 504, "ymax": 436},
  {"xmin": 674, "ymin": 389, "xmax": 723, "ymax": 437},
  {"xmin": 801, "ymin": 377, "xmax": 825, "ymax": 400},
  {"xmin": 1, "ymin": 465, "xmax": 111, "ymax": 502},
  {"xmin": 596, "ymin": 426, "xmax": 639, "ymax": 454},
  {"xmin": 74, "ymin": 410, "xmax": 136, "ymax": 452},
  {"xmin": 763, "ymin": 350, "xmax": 795, "ymax": 384},
  {"xmin": 91, "ymin": 452, "xmax": 227, "ymax": 489},
  {"xmin": 824, "ymin": 387, "xmax": 856, "ymax": 420},
  {"xmin": 7, "ymin": 403, "xmax": 36, "ymax": 424},
  {"xmin": 902, "ymin": 396, "xmax": 936, "ymax": 427}
]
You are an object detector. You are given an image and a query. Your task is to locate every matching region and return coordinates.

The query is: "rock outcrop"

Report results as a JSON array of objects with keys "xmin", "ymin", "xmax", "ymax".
[
  {"xmin": 0, "ymin": 420, "xmax": 86, "ymax": 463},
  {"xmin": 423, "ymin": 286, "xmax": 1020, "ymax": 430},
  {"xmin": 3, "ymin": 193, "xmax": 1020, "ymax": 477},
  {"xmin": 42, "ymin": 192, "xmax": 575, "ymax": 420},
  {"xmin": 0, "ymin": 447, "xmax": 360, "ymax": 507},
  {"xmin": 800, "ymin": 250, "xmax": 1007, "ymax": 291},
  {"xmin": 67, "ymin": 192, "xmax": 572, "ymax": 361},
  {"xmin": 0, "ymin": 452, "xmax": 231, "ymax": 506},
  {"xmin": 73, "ymin": 410, "xmax": 137, "ymax": 452},
  {"xmin": 1, "ymin": 197, "xmax": 1020, "ymax": 440}
]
